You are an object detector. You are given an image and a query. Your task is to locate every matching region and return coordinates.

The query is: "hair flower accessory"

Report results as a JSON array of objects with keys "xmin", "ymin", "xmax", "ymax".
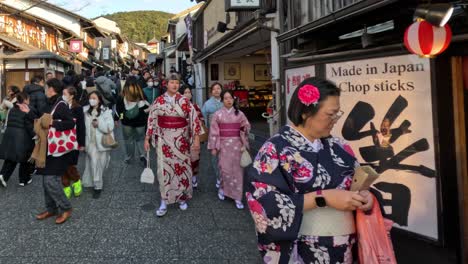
[{"xmin": 298, "ymin": 84, "xmax": 320, "ymax": 106}]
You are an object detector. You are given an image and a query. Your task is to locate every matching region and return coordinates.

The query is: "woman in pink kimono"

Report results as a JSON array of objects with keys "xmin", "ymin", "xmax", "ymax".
[
  {"xmin": 144, "ymin": 74, "xmax": 201, "ymax": 217},
  {"xmin": 208, "ymin": 90, "xmax": 251, "ymax": 209}
]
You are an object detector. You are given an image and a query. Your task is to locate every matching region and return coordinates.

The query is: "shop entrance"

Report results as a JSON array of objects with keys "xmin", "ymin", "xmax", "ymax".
[{"xmin": 208, "ymin": 47, "xmax": 273, "ymax": 144}]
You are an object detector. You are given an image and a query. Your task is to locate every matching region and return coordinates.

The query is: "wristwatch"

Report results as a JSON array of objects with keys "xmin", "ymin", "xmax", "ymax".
[{"xmin": 315, "ymin": 190, "xmax": 327, "ymax": 208}]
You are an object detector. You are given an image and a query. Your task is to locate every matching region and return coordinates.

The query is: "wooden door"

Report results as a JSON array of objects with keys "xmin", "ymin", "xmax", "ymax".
[{"xmin": 5, "ymin": 70, "xmax": 27, "ymax": 91}]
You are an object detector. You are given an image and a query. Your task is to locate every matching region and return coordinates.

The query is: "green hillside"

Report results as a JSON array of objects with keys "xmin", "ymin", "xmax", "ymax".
[{"xmin": 102, "ymin": 11, "xmax": 174, "ymax": 43}]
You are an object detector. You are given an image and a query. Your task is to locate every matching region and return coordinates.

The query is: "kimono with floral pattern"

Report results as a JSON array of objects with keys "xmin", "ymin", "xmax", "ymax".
[
  {"xmin": 190, "ymin": 103, "xmax": 204, "ymax": 176},
  {"xmin": 208, "ymin": 107, "xmax": 250, "ymax": 201},
  {"xmin": 146, "ymin": 93, "xmax": 201, "ymax": 204},
  {"xmin": 246, "ymin": 126, "xmax": 358, "ymax": 264}
]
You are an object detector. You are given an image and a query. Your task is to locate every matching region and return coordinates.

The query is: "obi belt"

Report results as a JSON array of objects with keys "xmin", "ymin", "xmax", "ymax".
[
  {"xmin": 219, "ymin": 123, "xmax": 241, "ymax": 138},
  {"xmin": 158, "ymin": 116, "xmax": 188, "ymax": 129}
]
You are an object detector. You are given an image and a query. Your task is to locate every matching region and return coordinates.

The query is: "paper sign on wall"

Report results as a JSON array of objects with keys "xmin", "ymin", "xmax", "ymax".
[
  {"xmin": 284, "ymin": 65, "xmax": 315, "ymax": 116},
  {"xmin": 326, "ymin": 54, "xmax": 438, "ymax": 240}
]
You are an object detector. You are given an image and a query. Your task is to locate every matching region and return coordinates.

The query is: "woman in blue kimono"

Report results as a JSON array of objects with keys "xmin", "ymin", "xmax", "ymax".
[
  {"xmin": 246, "ymin": 77, "xmax": 374, "ymax": 264},
  {"xmin": 201, "ymin": 82, "xmax": 223, "ymax": 188}
]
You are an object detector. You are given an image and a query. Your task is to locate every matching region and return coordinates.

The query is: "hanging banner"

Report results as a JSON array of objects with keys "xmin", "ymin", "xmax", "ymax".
[
  {"xmin": 326, "ymin": 54, "xmax": 438, "ymax": 240},
  {"xmin": 102, "ymin": 47, "xmax": 110, "ymax": 61},
  {"xmin": 111, "ymin": 39, "xmax": 117, "ymax": 49},
  {"xmin": 184, "ymin": 14, "xmax": 193, "ymax": 51},
  {"xmin": 69, "ymin": 39, "xmax": 83, "ymax": 53},
  {"xmin": 284, "ymin": 65, "xmax": 316, "ymax": 115}
]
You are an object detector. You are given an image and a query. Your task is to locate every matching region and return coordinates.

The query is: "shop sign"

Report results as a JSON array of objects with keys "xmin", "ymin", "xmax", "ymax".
[
  {"xmin": 0, "ymin": 16, "xmax": 53, "ymax": 51},
  {"xmin": 203, "ymin": 30, "xmax": 208, "ymax": 49},
  {"xmin": 70, "ymin": 40, "xmax": 83, "ymax": 53},
  {"xmin": 102, "ymin": 47, "xmax": 110, "ymax": 61},
  {"xmin": 284, "ymin": 65, "xmax": 315, "ymax": 114},
  {"xmin": 326, "ymin": 54, "xmax": 439, "ymax": 240},
  {"xmin": 225, "ymin": 0, "xmax": 260, "ymax": 11},
  {"xmin": 111, "ymin": 39, "xmax": 117, "ymax": 49}
]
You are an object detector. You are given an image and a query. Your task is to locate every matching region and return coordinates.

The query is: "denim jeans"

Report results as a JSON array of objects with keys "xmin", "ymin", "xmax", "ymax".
[{"xmin": 122, "ymin": 125, "xmax": 146, "ymax": 160}]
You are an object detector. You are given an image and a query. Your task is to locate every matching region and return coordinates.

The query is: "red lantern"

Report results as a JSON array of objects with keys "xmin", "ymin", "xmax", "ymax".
[{"xmin": 404, "ymin": 20, "xmax": 452, "ymax": 57}]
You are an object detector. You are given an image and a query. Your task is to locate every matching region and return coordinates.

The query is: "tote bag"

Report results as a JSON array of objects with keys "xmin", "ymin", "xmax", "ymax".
[{"xmin": 47, "ymin": 102, "xmax": 79, "ymax": 157}]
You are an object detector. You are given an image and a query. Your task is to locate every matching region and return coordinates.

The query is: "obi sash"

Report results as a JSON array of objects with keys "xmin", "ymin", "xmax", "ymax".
[
  {"xmin": 299, "ymin": 207, "xmax": 355, "ymax": 236},
  {"xmin": 158, "ymin": 116, "xmax": 188, "ymax": 129},
  {"xmin": 219, "ymin": 123, "xmax": 241, "ymax": 137}
]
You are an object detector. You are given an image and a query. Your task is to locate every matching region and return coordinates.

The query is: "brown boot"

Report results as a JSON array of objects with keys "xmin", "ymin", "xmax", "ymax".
[
  {"xmin": 55, "ymin": 209, "xmax": 72, "ymax": 224},
  {"xmin": 36, "ymin": 211, "xmax": 56, "ymax": 220}
]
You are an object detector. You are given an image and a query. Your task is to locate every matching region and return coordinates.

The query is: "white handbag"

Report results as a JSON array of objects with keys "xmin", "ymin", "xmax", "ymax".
[
  {"xmin": 240, "ymin": 149, "xmax": 252, "ymax": 168},
  {"xmin": 140, "ymin": 151, "xmax": 155, "ymax": 184}
]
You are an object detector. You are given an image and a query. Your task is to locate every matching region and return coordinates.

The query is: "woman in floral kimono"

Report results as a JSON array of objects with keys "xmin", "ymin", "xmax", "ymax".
[
  {"xmin": 201, "ymin": 82, "xmax": 223, "ymax": 188},
  {"xmin": 180, "ymin": 86, "xmax": 205, "ymax": 188},
  {"xmin": 246, "ymin": 77, "xmax": 374, "ymax": 263},
  {"xmin": 208, "ymin": 90, "xmax": 250, "ymax": 209},
  {"xmin": 144, "ymin": 74, "xmax": 201, "ymax": 217}
]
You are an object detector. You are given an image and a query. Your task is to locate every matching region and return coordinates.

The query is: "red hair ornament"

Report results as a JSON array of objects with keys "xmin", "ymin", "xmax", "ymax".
[{"xmin": 298, "ymin": 84, "xmax": 320, "ymax": 106}]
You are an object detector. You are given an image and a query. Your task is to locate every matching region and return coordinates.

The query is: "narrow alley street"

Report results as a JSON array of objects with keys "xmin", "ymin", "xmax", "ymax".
[{"xmin": 0, "ymin": 129, "xmax": 261, "ymax": 264}]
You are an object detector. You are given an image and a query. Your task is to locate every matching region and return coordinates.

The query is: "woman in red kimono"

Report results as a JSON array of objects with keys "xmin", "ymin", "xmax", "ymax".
[
  {"xmin": 208, "ymin": 90, "xmax": 251, "ymax": 209},
  {"xmin": 180, "ymin": 86, "xmax": 205, "ymax": 188},
  {"xmin": 145, "ymin": 74, "xmax": 201, "ymax": 217}
]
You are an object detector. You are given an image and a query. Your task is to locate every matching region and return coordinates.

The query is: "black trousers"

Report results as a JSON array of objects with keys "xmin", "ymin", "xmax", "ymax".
[{"xmin": 0, "ymin": 159, "xmax": 34, "ymax": 183}]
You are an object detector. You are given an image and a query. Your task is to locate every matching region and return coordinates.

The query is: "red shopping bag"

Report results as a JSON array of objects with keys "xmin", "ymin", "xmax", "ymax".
[{"xmin": 356, "ymin": 195, "xmax": 397, "ymax": 264}]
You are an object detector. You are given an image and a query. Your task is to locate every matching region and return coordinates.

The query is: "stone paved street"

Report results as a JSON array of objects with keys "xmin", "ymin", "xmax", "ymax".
[{"xmin": 0, "ymin": 128, "xmax": 262, "ymax": 264}]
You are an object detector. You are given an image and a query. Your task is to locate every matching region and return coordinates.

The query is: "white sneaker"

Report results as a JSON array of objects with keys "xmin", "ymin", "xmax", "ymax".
[
  {"xmin": 235, "ymin": 200, "xmax": 244, "ymax": 210},
  {"xmin": 19, "ymin": 179, "xmax": 33, "ymax": 187},
  {"xmin": 179, "ymin": 202, "xmax": 188, "ymax": 211},
  {"xmin": 192, "ymin": 176, "xmax": 198, "ymax": 188},
  {"xmin": 156, "ymin": 202, "xmax": 167, "ymax": 217},
  {"xmin": 0, "ymin": 175, "xmax": 6, "ymax": 188},
  {"xmin": 218, "ymin": 189, "xmax": 225, "ymax": 201},
  {"xmin": 215, "ymin": 179, "xmax": 220, "ymax": 188}
]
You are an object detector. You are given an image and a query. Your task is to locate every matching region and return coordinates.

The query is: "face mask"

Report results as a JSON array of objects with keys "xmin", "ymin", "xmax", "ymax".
[
  {"xmin": 89, "ymin": 99, "xmax": 98, "ymax": 107},
  {"xmin": 147, "ymin": 82, "xmax": 154, "ymax": 87},
  {"xmin": 154, "ymin": 82, "xmax": 159, "ymax": 86},
  {"xmin": 62, "ymin": 95, "xmax": 69, "ymax": 102}
]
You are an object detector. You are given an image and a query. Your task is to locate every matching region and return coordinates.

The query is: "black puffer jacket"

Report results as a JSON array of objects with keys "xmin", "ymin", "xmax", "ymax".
[
  {"xmin": 36, "ymin": 96, "xmax": 75, "ymax": 176},
  {"xmin": 24, "ymin": 83, "xmax": 47, "ymax": 115},
  {"xmin": 0, "ymin": 106, "xmax": 37, "ymax": 162}
]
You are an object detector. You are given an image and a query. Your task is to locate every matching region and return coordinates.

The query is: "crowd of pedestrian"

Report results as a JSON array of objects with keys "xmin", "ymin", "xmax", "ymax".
[
  {"xmin": 0, "ymin": 63, "xmax": 250, "ymax": 221},
  {"xmin": 0, "ymin": 63, "xmax": 377, "ymax": 262}
]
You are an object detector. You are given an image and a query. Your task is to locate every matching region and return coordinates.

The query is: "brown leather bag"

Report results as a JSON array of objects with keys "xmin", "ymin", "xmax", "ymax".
[
  {"xmin": 102, "ymin": 128, "xmax": 119, "ymax": 149},
  {"xmin": 199, "ymin": 122, "xmax": 209, "ymax": 143}
]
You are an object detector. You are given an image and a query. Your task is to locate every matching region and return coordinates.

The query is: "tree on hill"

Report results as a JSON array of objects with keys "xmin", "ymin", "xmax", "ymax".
[{"xmin": 102, "ymin": 11, "xmax": 174, "ymax": 43}]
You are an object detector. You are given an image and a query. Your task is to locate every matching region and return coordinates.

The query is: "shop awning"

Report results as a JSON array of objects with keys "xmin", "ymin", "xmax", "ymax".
[
  {"xmin": 0, "ymin": 50, "xmax": 72, "ymax": 65},
  {"xmin": 164, "ymin": 45, "xmax": 177, "ymax": 58},
  {"xmin": 176, "ymin": 33, "xmax": 188, "ymax": 51},
  {"xmin": 194, "ymin": 20, "xmax": 271, "ymax": 62}
]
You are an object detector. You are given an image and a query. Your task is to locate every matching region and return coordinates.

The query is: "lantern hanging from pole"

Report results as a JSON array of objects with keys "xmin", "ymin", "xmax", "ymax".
[{"xmin": 404, "ymin": 20, "xmax": 452, "ymax": 58}]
